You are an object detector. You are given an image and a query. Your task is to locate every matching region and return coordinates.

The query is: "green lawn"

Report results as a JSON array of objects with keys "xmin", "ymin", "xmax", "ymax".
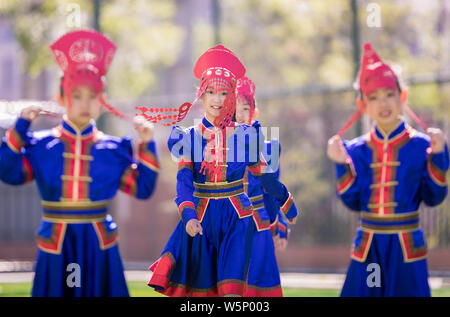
[{"xmin": 1, "ymin": 282, "xmax": 449, "ymax": 297}]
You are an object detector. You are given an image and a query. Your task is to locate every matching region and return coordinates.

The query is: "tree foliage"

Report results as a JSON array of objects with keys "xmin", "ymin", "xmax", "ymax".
[{"xmin": 0, "ymin": 0, "xmax": 184, "ymax": 98}]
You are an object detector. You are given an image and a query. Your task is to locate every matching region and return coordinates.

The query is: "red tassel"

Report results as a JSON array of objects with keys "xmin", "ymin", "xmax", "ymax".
[
  {"xmin": 337, "ymin": 109, "xmax": 362, "ymax": 137},
  {"xmin": 337, "ymin": 98, "xmax": 365, "ymax": 136},
  {"xmin": 337, "ymin": 98, "xmax": 428, "ymax": 137},
  {"xmin": 176, "ymin": 102, "xmax": 193, "ymax": 123},
  {"xmin": 213, "ymin": 83, "xmax": 237, "ymax": 130},
  {"xmin": 403, "ymin": 103, "xmax": 428, "ymax": 131},
  {"xmin": 100, "ymin": 96, "xmax": 132, "ymax": 122}
]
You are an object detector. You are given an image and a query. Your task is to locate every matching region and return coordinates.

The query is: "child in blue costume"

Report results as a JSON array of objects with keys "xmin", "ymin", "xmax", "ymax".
[
  {"xmin": 148, "ymin": 45, "xmax": 298, "ymax": 297},
  {"xmin": 262, "ymin": 141, "xmax": 290, "ymax": 250},
  {"xmin": 327, "ymin": 43, "xmax": 448, "ymax": 297},
  {"xmin": 0, "ymin": 30, "xmax": 159, "ymax": 297},
  {"xmin": 235, "ymin": 76, "xmax": 293, "ymax": 297},
  {"xmin": 260, "ymin": 140, "xmax": 290, "ymax": 250}
]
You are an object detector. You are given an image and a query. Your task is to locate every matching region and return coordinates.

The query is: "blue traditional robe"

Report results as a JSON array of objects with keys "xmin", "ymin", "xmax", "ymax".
[
  {"xmin": 334, "ymin": 121, "xmax": 448, "ymax": 297},
  {"xmin": 0, "ymin": 116, "xmax": 159, "ymax": 296}
]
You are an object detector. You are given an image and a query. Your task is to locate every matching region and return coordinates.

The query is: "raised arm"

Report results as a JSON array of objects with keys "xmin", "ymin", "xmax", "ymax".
[
  {"xmin": 245, "ymin": 126, "xmax": 298, "ymax": 224},
  {"xmin": 119, "ymin": 117, "xmax": 159, "ymax": 199},
  {"xmin": 0, "ymin": 110, "xmax": 37, "ymax": 185},
  {"xmin": 328, "ymin": 135, "xmax": 361, "ymax": 211},
  {"xmin": 420, "ymin": 129, "xmax": 448, "ymax": 206}
]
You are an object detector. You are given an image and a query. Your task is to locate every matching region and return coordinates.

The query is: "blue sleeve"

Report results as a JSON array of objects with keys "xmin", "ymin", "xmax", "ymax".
[
  {"xmin": 168, "ymin": 126, "xmax": 197, "ymax": 225},
  {"xmin": 0, "ymin": 118, "xmax": 34, "ymax": 185},
  {"xmin": 261, "ymin": 138, "xmax": 283, "ymax": 223},
  {"xmin": 334, "ymin": 141, "xmax": 361, "ymax": 211},
  {"xmin": 263, "ymin": 191, "xmax": 280, "ymax": 224},
  {"xmin": 421, "ymin": 144, "xmax": 449, "ymax": 206},
  {"xmin": 118, "ymin": 137, "xmax": 159, "ymax": 199},
  {"xmin": 262, "ymin": 140, "xmax": 289, "ymax": 238},
  {"xmin": 277, "ymin": 210, "xmax": 289, "ymax": 239},
  {"xmin": 247, "ymin": 125, "xmax": 299, "ymax": 222}
]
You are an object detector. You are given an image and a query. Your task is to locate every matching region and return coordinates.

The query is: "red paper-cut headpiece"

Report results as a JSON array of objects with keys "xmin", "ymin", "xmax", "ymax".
[
  {"xmin": 50, "ymin": 29, "xmax": 116, "ymax": 95},
  {"xmin": 236, "ymin": 76, "xmax": 256, "ymax": 124},
  {"xmin": 193, "ymin": 45, "xmax": 246, "ymax": 177},
  {"xmin": 358, "ymin": 43, "xmax": 398, "ymax": 96},
  {"xmin": 49, "ymin": 30, "xmax": 134, "ymax": 121},
  {"xmin": 191, "ymin": 45, "xmax": 245, "ymax": 130},
  {"xmin": 193, "ymin": 45, "xmax": 246, "ymax": 99}
]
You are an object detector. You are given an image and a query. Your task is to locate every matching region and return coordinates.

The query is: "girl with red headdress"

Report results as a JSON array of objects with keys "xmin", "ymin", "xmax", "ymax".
[
  {"xmin": 0, "ymin": 29, "xmax": 159, "ymax": 296},
  {"xmin": 327, "ymin": 43, "xmax": 448, "ymax": 296},
  {"xmin": 148, "ymin": 45, "xmax": 298, "ymax": 297}
]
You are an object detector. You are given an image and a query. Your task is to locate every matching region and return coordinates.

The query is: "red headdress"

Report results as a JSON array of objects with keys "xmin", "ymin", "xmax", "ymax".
[
  {"xmin": 236, "ymin": 76, "xmax": 256, "ymax": 125},
  {"xmin": 337, "ymin": 43, "xmax": 427, "ymax": 136},
  {"xmin": 191, "ymin": 45, "xmax": 246, "ymax": 176},
  {"xmin": 194, "ymin": 45, "xmax": 246, "ymax": 95},
  {"xmin": 50, "ymin": 29, "xmax": 116, "ymax": 95},
  {"xmin": 50, "ymin": 29, "xmax": 131, "ymax": 120},
  {"xmin": 191, "ymin": 45, "xmax": 246, "ymax": 129},
  {"xmin": 358, "ymin": 43, "xmax": 398, "ymax": 96},
  {"xmin": 136, "ymin": 45, "xmax": 246, "ymax": 127}
]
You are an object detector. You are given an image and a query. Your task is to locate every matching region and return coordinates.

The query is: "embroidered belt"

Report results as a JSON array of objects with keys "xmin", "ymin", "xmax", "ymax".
[
  {"xmin": 359, "ymin": 211, "xmax": 420, "ymax": 233},
  {"xmin": 249, "ymin": 194, "xmax": 265, "ymax": 210},
  {"xmin": 193, "ymin": 179, "xmax": 244, "ymax": 199},
  {"xmin": 41, "ymin": 200, "xmax": 108, "ymax": 223}
]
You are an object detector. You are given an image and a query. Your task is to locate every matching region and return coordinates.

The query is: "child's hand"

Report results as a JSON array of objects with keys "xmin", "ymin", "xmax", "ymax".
[
  {"xmin": 273, "ymin": 235, "xmax": 288, "ymax": 251},
  {"xmin": 186, "ymin": 219, "xmax": 203, "ymax": 237},
  {"xmin": 134, "ymin": 115, "xmax": 154, "ymax": 143},
  {"xmin": 20, "ymin": 105, "xmax": 42, "ymax": 122},
  {"xmin": 327, "ymin": 135, "xmax": 350, "ymax": 164},
  {"xmin": 273, "ymin": 234, "xmax": 279, "ymax": 249},
  {"xmin": 427, "ymin": 128, "xmax": 447, "ymax": 154},
  {"xmin": 278, "ymin": 238, "xmax": 288, "ymax": 250}
]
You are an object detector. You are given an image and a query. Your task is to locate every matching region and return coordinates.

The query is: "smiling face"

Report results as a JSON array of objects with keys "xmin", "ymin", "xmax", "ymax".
[
  {"xmin": 200, "ymin": 85, "xmax": 229, "ymax": 123},
  {"xmin": 363, "ymin": 87, "xmax": 403, "ymax": 134},
  {"xmin": 63, "ymin": 85, "xmax": 102, "ymax": 128},
  {"xmin": 235, "ymin": 98, "xmax": 252, "ymax": 125}
]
